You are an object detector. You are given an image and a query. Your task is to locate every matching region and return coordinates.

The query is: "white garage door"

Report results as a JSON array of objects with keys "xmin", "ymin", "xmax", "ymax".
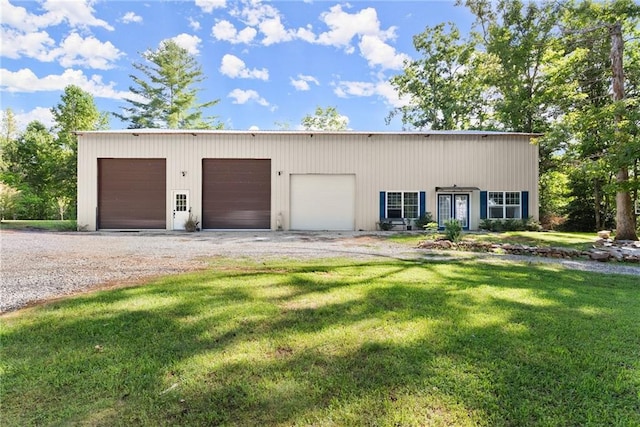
[{"xmin": 290, "ymin": 174, "xmax": 355, "ymax": 230}]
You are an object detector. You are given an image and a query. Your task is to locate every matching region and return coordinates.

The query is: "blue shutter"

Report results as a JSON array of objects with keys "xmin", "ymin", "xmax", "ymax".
[
  {"xmin": 480, "ymin": 191, "xmax": 488, "ymax": 219},
  {"xmin": 522, "ymin": 191, "xmax": 529, "ymax": 219},
  {"xmin": 379, "ymin": 191, "xmax": 386, "ymax": 219},
  {"xmin": 419, "ymin": 191, "xmax": 426, "ymax": 217}
]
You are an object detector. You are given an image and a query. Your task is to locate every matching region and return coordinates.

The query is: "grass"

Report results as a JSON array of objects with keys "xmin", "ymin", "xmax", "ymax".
[
  {"xmin": 1, "ymin": 257, "xmax": 639, "ymax": 426},
  {"xmin": 391, "ymin": 231, "xmax": 598, "ymax": 250},
  {"xmin": 0, "ymin": 220, "xmax": 76, "ymax": 231}
]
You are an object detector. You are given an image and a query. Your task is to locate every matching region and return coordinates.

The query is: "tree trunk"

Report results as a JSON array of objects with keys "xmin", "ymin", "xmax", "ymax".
[
  {"xmin": 615, "ymin": 168, "xmax": 637, "ymax": 240},
  {"xmin": 610, "ymin": 22, "xmax": 638, "ymax": 240},
  {"xmin": 594, "ymin": 181, "xmax": 602, "ymax": 230}
]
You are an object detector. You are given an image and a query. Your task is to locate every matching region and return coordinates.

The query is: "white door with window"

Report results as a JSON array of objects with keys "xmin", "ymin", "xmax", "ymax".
[
  {"xmin": 172, "ymin": 190, "xmax": 190, "ymax": 230},
  {"xmin": 438, "ymin": 194, "xmax": 469, "ymax": 229}
]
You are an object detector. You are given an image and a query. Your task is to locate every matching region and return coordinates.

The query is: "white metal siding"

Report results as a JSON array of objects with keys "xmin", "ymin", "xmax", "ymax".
[{"xmin": 77, "ymin": 132, "xmax": 539, "ymax": 231}]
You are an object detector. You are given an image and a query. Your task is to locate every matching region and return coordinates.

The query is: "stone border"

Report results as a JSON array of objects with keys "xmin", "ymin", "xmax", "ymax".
[{"xmin": 417, "ymin": 238, "xmax": 640, "ymax": 263}]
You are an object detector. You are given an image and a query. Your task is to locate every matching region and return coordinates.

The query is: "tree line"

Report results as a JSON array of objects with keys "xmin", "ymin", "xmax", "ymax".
[
  {"xmin": 389, "ymin": 0, "xmax": 639, "ymax": 240},
  {"xmin": 1, "ymin": 0, "xmax": 638, "ymax": 239}
]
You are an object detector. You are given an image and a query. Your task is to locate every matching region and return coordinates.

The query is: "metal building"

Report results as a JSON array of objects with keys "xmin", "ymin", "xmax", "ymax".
[{"xmin": 76, "ymin": 130, "xmax": 539, "ymax": 231}]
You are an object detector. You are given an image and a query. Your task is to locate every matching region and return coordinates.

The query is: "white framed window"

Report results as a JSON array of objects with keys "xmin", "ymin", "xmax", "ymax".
[
  {"xmin": 386, "ymin": 192, "xmax": 419, "ymax": 218},
  {"xmin": 488, "ymin": 191, "xmax": 521, "ymax": 219}
]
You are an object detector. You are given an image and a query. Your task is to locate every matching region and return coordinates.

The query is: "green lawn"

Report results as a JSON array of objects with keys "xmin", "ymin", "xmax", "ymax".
[
  {"xmin": 1, "ymin": 258, "xmax": 639, "ymax": 426},
  {"xmin": 392, "ymin": 231, "xmax": 599, "ymax": 250},
  {"xmin": 0, "ymin": 220, "xmax": 76, "ymax": 231}
]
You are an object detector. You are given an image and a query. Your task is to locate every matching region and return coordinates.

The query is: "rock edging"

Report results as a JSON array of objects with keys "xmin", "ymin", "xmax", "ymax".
[{"xmin": 416, "ymin": 238, "xmax": 640, "ymax": 263}]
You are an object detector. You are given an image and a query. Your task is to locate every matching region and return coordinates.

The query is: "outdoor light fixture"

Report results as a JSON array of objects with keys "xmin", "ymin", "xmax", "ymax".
[{"xmin": 181, "ymin": 171, "xmax": 187, "ymax": 177}]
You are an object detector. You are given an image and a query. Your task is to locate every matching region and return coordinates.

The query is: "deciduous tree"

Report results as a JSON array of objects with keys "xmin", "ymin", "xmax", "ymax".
[
  {"xmin": 301, "ymin": 106, "xmax": 348, "ymax": 131},
  {"xmin": 1, "ymin": 122, "xmax": 61, "ymax": 218},
  {"xmin": 51, "ymin": 85, "xmax": 108, "ymax": 219},
  {"xmin": 388, "ymin": 23, "xmax": 489, "ymax": 130},
  {"xmin": 553, "ymin": 0, "xmax": 639, "ymax": 238}
]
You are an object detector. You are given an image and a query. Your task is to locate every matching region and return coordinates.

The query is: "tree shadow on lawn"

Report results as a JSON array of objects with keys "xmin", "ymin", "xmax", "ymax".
[{"xmin": 1, "ymin": 259, "xmax": 639, "ymax": 426}]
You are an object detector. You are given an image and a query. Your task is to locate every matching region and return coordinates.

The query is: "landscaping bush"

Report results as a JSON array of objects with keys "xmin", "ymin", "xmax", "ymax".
[
  {"xmin": 479, "ymin": 217, "xmax": 541, "ymax": 232},
  {"xmin": 444, "ymin": 218, "xmax": 462, "ymax": 242},
  {"xmin": 413, "ymin": 212, "xmax": 434, "ymax": 230}
]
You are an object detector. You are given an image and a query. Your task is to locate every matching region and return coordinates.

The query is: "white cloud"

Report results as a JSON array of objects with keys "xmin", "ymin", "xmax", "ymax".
[
  {"xmin": 55, "ymin": 32, "xmax": 123, "ymax": 70},
  {"xmin": 314, "ymin": 4, "xmax": 409, "ymax": 70},
  {"xmin": 220, "ymin": 54, "xmax": 268, "ymax": 80},
  {"xmin": 195, "ymin": 0, "xmax": 226, "ymax": 13},
  {"xmin": 358, "ymin": 35, "xmax": 410, "ymax": 70},
  {"xmin": 248, "ymin": 125, "xmax": 260, "ymax": 131},
  {"xmin": 42, "ymin": 0, "xmax": 114, "ymax": 30},
  {"xmin": 1, "ymin": 28, "xmax": 122, "ymax": 69},
  {"xmin": 211, "ymin": 20, "xmax": 257, "ymax": 44},
  {"xmin": 232, "ymin": 1, "xmax": 279, "ymax": 27},
  {"xmin": 189, "ymin": 17, "xmax": 202, "ymax": 31},
  {"xmin": 228, "ymin": 1, "xmax": 312, "ymax": 46},
  {"xmin": 0, "ymin": 0, "xmax": 38, "ymax": 31},
  {"xmin": 1, "ymin": 0, "xmax": 113, "ymax": 32},
  {"xmin": 316, "ymin": 5, "xmax": 392, "ymax": 51},
  {"xmin": 259, "ymin": 16, "xmax": 294, "ymax": 46},
  {"xmin": 333, "ymin": 80, "xmax": 410, "ymax": 108},
  {"xmin": 13, "ymin": 107, "xmax": 55, "ymax": 130},
  {"xmin": 334, "ymin": 81, "xmax": 376, "ymax": 98},
  {"xmin": 170, "ymin": 33, "xmax": 202, "ymax": 55},
  {"xmin": 296, "ymin": 26, "xmax": 316, "ymax": 43},
  {"xmin": 290, "ymin": 74, "xmax": 319, "ymax": 91},
  {"xmin": 228, "ymin": 88, "xmax": 269, "ymax": 107},
  {"xmin": 375, "ymin": 81, "xmax": 412, "ymax": 108},
  {"xmin": 0, "ymin": 68, "xmax": 134, "ymax": 101},
  {"xmin": 0, "ymin": 27, "xmax": 56, "ymax": 61},
  {"xmin": 121, "ymin": 12, "xmax": 142, "ymax": 24}
]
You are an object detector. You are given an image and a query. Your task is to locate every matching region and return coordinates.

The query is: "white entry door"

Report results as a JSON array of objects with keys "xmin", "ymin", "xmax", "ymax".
[
  {"xmin": 438, "ymin": 194, "xmax": 469, "ymax": 229},
  {"xmin": 172, "ymin": 190, "xmax": 190, "ymax": 230}
]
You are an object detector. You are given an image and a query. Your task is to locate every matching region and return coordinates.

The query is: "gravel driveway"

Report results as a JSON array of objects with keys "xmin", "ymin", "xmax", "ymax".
[{"xmin": 2, "ymin": 230, "xmax": 639, "ymax": 313}]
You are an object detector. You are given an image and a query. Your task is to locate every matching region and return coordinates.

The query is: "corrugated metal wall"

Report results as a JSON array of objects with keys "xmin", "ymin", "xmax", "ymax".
[{"xmin": 77, "ymin": 132, "xmax": 539, "ymax": 231}]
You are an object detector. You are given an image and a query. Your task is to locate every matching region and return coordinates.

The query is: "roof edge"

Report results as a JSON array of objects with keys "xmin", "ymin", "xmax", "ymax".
[{"xmin": 74, "ymin": 129, "xmax": 542, "ymax": 137}]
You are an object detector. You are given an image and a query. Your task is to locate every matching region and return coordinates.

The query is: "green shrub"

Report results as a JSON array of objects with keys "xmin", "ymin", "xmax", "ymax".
[
  {"xmin": 525, "ymin": 217, "xmax": 542, "ymax": 231},
  {"xmin": 424, "ymin": 222, "xmax": 439, "ymax": 233},
  {"xmin": 379, "ymin": 221, "xmax": 393, "ymax": 231},
  {"xmin": 503, "ymin": 219, "xmax": 521, "ymax": 231},
  {"xmin": 413, "ymin": 212, "xmax": 434, "ymax": 229},
  {"xmin": 479, "ymin": 218, "xmax": 493, "ymax": 231},
  {"xmin": 479, "ymin": 217, "xmax": 541, "ymax": 232},
  {"xmin": 444, "ymin": 219, "xmax": 462, "ymax": 242}
]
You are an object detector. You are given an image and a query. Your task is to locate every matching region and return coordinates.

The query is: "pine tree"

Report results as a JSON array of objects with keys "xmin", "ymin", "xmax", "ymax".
[{"xmin": 115, "ymin": 40, "xmax": 222, "ymax": 129}]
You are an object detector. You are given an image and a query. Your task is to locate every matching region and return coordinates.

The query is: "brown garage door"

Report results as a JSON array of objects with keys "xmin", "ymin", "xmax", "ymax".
[
  {"xmin": 202, "ymin": 159, "xmax": 271, "ymax": 229},
  {"xmin": 98, "ymin": 158, "xmax": 166, "ymax": 229}
]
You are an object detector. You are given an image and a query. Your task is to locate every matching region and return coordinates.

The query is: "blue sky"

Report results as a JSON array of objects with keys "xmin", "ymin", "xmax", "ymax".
[{"xmin": 1, "ymin": 0, "xmax": 475, "ymax": 131}]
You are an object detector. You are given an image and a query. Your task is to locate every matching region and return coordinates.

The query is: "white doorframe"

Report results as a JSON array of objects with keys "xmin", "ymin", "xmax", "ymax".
[{"xmin": 172, "ymin": 190, "xmax": 190, "ymax": 230}]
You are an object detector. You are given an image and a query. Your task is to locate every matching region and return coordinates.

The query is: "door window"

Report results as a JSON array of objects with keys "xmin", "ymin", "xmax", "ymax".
[
  {"xmin": 438, "ymin": 195, "xmax": 452, "ymax": 227},
  {"xmin": 175, "ymin": 193, "xmax": 187, "ymax": 212},
  {"xmin": 455, "ymin": 195, "xmax": 468, "ymax": 228}
]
